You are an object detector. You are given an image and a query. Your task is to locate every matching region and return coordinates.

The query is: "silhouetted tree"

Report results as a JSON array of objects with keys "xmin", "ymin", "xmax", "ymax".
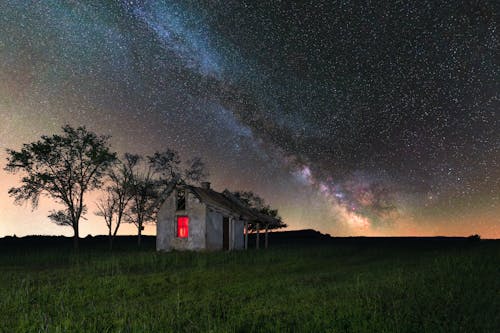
[
  {"xmin": 4, "ymin": 125, "xmax": 116, "ymax": 249},
  {"xmin": 232, "ymin": 191, "xmax": 287, "ymax": 231},
  {"xmin": 48, "ymin": 208, "xmax": 87, "ymax": 227},
  {"xmin": 125, "ymin": 150, "xmax": 207, "ymax": 246},
  {"xmin": 126, "ymin": 159, "xmax": 158, "ymax": 247},
  {"xmin": 95, "ymin": 153, "xmax": 137, "ymax": 250}
]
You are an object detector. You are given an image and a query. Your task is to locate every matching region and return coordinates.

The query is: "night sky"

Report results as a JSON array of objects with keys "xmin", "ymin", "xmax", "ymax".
[{"xmin": 1, "ymin": 1, "xmax": 498, "ymax": 238}]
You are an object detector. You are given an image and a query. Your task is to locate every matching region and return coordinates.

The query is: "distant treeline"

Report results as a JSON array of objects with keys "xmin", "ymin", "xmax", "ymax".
[{"xmin": 0, "ymin": 230, "xmax": 487, "ymax": 252}]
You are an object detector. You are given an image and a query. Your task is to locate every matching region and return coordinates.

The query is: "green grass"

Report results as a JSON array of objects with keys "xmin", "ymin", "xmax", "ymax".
[{"xmin": 0, "ymin": 240, "xmax": 498, "ymax": 332}]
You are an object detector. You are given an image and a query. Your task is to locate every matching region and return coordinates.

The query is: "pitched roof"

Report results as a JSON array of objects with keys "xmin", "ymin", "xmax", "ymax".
[{"xmin": 184, "ymin": 185, "xmax": 280, "ymax": 226}]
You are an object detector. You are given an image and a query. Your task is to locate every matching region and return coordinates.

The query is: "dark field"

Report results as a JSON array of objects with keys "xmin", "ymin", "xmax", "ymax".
[{"xmin": 0, "ymin": 231, "xmax": 498, "ymax": 332}]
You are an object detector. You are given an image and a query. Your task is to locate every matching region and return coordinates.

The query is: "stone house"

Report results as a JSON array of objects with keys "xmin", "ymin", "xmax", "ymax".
[{"xmin": 156, "ymin": 182, "xmax": 279, "ymax": 251}]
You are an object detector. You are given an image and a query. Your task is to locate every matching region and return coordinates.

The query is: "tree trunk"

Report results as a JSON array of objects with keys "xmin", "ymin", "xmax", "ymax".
[
  {"xmin": 73, "ymin": 221, "xmax": 79, "ymax": 250},
  {"xmin": 137, "ymin": 224, "xmax": 142, "ymax": 247},
  {"xmin": 108, "ymin": 227, "xmax": 113, "ymax": 250},
  {"xmin": 111, "ymin": 217, "xmax": 122, "ymax": 251}
]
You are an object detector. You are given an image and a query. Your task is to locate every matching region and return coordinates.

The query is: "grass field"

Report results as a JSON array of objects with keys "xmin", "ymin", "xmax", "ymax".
[{"xmin": 0, "ymin": 233, "xmax": 498, "ymax": 332}]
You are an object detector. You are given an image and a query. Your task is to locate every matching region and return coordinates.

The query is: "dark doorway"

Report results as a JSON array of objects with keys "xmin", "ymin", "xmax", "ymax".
[{"xmin": 223, "ymin": 217, "xmax": 230, "ymax": 250}]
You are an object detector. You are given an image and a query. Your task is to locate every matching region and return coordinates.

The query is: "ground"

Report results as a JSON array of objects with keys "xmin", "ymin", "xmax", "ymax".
[{"xmin": 0, "ymin": 231, "xmax": 498, "ymax": 332}]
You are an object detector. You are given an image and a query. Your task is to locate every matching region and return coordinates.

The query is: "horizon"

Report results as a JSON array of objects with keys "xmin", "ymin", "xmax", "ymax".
[{"xmin": 0, "ymin": 230, "xmax": 496, "ymax": 240}]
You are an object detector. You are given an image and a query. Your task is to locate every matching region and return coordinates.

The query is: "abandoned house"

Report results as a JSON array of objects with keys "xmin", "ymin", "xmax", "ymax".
[{"xmin": 157, "ymin": 182, "xmax": 280, "ymax": 251}]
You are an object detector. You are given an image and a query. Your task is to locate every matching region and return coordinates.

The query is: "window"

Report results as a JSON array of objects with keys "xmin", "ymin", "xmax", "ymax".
[
  {"xmin": 177, "ymin": 216, "xmax": 189, "ymax": 238},
  {"xmin": 176, "ymin": 189, "xmax": 186, "ymax": 210}
]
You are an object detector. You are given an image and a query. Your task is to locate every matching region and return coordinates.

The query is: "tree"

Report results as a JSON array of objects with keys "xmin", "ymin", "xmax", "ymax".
[
  {"xmin": 4, "ymin": 125, "xmax": 116, "ymax": 249},
  {"xmin": 95, "ymin": 153, "xmax": 137, "ymax": 250},
  {"xmin": 125, "ymin": 150, "xmax": 207, "ymax": 246},
  {"xmin": 48, "ymin": 208, "xmax": 87, "ymax": 227},
  {"xmin": 126, "ymin": 159, "xmax": 158, "ymax": 247},
  {"xmin": 231, "ymin": 191, "xmax": 287, "ymax": 231}
]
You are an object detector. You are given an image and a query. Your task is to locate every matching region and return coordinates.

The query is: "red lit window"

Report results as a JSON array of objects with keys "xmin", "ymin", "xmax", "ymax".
[{"xmin": 177, "ymin": 216, "xmax": 189, "ymax": 238}]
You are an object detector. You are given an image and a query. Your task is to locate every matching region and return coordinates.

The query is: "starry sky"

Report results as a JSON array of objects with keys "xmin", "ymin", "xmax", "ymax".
[{"xmin": 0, "ymin": 0, "xmax": 499, "ymax": 238}]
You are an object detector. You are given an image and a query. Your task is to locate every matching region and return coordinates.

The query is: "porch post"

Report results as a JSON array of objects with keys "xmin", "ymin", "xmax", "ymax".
[
  {"xmin": 229, "ymin": 217, "xmax": 233, "ymax": 251},
  {"xmin": 256, "ymin": 223, "xmax": 260, "ymax": 250},
  {"xmin": 244, "ymin": 221, "xmax": 248, "ymax": 250},
  {"xmin": 265, "ymin": 224, "xmax": 269, "ymax": 249}
]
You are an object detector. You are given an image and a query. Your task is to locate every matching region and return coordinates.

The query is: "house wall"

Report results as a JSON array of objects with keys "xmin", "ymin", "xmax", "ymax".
[
  {"xmin": 156, "ymin": 190, "xmax": 207, "ymax": 251},
  {"xmin": 205, "ymin": 209, "xmax": 223, "ymax": 250},
  {"xmin": 205, "ymin": 211, "xmax": 246, "ymax": 250},
  {"xmin": 157, "ymin": 187, "xmax": 248, "ymax": 252}
]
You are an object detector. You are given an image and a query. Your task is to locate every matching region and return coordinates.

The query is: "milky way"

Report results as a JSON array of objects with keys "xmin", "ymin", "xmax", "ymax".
[{"xmin": 0, "ymin": 1, "xmax": 498, "ymax": 237}]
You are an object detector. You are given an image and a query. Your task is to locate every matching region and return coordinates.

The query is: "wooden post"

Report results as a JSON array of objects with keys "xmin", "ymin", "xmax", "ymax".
[
  {"xmin": 229, "ymin": 218, "xmax": 233, "ymax": 251},
  {"xmin": 231, "ymin": 218, "xmax": 235, "ymax": 251},
  {"xmin": 244, "ymin": 221, "xmax": 248, "ymax": 250},
  {"xmin": 265, "ymin": 225, "xmax": 269, "ymax": 249},
  {"xmin": 256, "ymin": 223, "xmax": 260, "ymax": 250}
]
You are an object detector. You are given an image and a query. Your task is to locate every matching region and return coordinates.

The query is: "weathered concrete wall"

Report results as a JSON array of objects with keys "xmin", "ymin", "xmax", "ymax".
[
  {"xmin": 205, "ymin": 213, "xmax": 245, "ymax": 251},
  {"xmin": 157, "ymin": 187, "xmax": 248, "ymax": 252},
  {"xmin": 156, "ymin": 189, "xmax": 207, "ymax": 251},
  {"xmin": 205, "ymin": 209, "xmax": 223, "ymax": 250},
  {"xmin": 156, "ymin": 193, "xmax": 176, "ymax": 251},
  {"xmin": 233, "ymin": 220, "xmax": 245, "ymax": 250}
]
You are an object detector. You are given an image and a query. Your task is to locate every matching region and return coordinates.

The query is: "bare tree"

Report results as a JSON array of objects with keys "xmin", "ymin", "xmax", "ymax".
[
  {"xmin": 4, "ymin": 125, "xmax": 116, "ymax": 249},
  {"xmin": 127, "ymin": 163, "xmax": 158, "ymax": 247},
  {"xmin": 96, "ymin": 195, "xmax": 116, "ymax": 238},
  {"xmin": 95, "ymin": 154, "xmax": 138, "ymax": 250}
]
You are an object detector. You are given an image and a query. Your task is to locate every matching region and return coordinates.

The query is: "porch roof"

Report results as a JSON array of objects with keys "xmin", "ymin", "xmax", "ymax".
[{"xmin": 184, "ymin": 185, "xmax": 280, "ymax": 227}]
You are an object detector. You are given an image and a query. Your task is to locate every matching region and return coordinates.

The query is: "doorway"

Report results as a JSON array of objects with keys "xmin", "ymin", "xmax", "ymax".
[{"xmin": 223, "ymin": 217, "xmax": 230, "ymax": 250}]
